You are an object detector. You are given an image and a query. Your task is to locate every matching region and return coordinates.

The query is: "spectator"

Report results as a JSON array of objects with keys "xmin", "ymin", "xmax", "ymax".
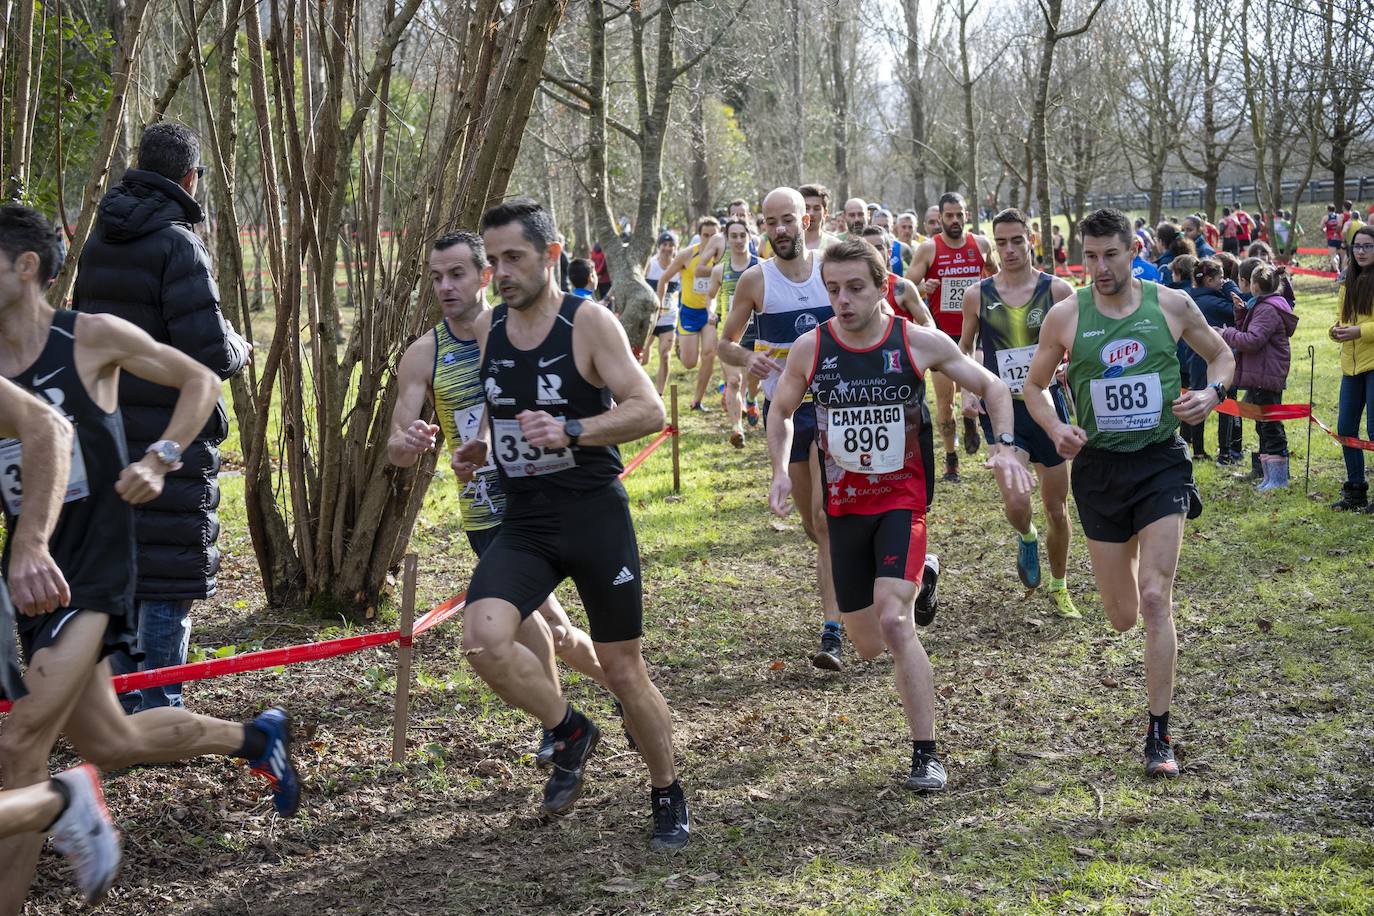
[
  {"xmin": 1183, "ymin": 215, "xmax": 1216, "ymax": 258},
  {"xmin": 1329, "ymin": 224, "xmax": 1374, "ymax": 511},
  {"xmin": 1052, "ymin": 225, "xmax": 1067, "ymax": 268},
  {"xmin": 1324, "ymin": 204, "xmax": 1343, "ymax": 273},
  {"xmin": 1131, "ymin": 236, "xmax": 1161, "ymax": 281},
  {"xmin": 567, "ymin": 257, "xmax": 599, "ymax": 302},
  {"xmin": 591, "ymin": 243, "xmax": 611, "ymax": 300},
  {"xmin": 1221, "ymin": 263, "xmax": 1298, "ymax": 491},
  {"xmin": 1134, "ymin": 217, "xmax": 1153, "ymax": 252},
  {"xmin": 1155, "ymin": 222, "xmax": 1196, "ymax": 278},
  {"xmin": 1182, "ymin": 257, "xmax": 1242, "ymax": 462},
  {"xmin": 72, "ymin": 121, "xmax": 249, "ymax": 712}
]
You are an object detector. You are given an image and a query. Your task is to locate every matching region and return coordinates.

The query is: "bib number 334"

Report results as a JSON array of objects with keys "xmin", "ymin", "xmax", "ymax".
[{"xmin": 492, "ymin": 418, "xmax": 575, "ymax": 477}]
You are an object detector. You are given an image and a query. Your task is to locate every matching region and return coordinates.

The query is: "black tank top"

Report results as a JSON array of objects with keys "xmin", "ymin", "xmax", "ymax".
[
  {"xmin": 481, "ymin": 295, "xmax": 622, "ymax": 499},
  {"xmin": 1, "ymin": 310, "xmax": 135, "ymax": 615}
]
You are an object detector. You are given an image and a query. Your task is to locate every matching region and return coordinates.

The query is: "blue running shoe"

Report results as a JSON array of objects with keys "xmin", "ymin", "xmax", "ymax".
[
  {"xmin": 247, "ymin": 707, "xmax": 301, "ymax": 817},
  {"xmin": 1016, "ymin": 535, "xmax": 1041, "ymax": 589}
]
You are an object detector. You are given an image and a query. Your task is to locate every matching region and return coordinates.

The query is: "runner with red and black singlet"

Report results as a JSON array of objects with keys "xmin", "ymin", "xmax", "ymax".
[
  {"xmin": 1024, "ymin": 208, "xmax": 1234, "ymax": 780},
  {"xmin": 859, "ymin": 226, "xmax": 933, "ymax": 327},
  {"xmin": 0, "ymin": 205, "xmax": 299, "ymax": 913},
  {"xmin": 451, "ymin": 198, "xmax": 689, "ymax": 851},
  {"xmin": 908, "ymin": 191, "xmax": 999, "ymax": 481},
  {"xmin": 767, "ymin": 239, "xmax": 1032, "ymax": 794}
]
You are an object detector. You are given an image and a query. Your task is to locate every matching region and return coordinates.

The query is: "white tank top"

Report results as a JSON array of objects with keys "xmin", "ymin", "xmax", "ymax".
[
  {"xmin": 644, "ymin": 256, "xmax": 679, "ymax": 327},
  {"xmin": 756, "ymin": 255, "xmax": 834, "ymax": 399}
]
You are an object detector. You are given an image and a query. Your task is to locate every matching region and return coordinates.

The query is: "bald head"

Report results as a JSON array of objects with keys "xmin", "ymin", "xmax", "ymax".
[
  {"xmin": 843, "ymin": 198, "xmax": 868, "ymax": 235},
  {"xmin": 762, "ymin": 186, "xmax": 805, "ymax": 219}
]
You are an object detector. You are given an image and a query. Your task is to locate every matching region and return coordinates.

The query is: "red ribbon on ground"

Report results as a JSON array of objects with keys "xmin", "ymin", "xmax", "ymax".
[{"xmin": 0, "ymin": 426, "xmax": 679, "ymax": 714}]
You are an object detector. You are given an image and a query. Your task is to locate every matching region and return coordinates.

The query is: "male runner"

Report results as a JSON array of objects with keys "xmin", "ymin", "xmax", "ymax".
[
  {"xmin": 642, "ymin": 232, "xmax": 679, "ymax": 394},
  {"xmin": 860, "ymin": 227, "xmax": 933, "ymax": 326},
  {"xmin": 451, "ymin": 198, "xmax": 688, "ymax": 850},
  {"xmin": 767, "ymin": 239, "xmax": 1032, "ymax": 792},
  {"xmin": 895, "ymin": 211, "xmax": 926, "ymax": 247},
  {"xmin": 655, "ymin": 217, "xmax": 720, "ymax": 412},
  {"xmin": 958, "ymin": 209, "xmax": 1079, "ymax": 617},
  {"xmin": 908, "ymin": 192, "xmax": 999, "ymax": 480},
  {"xmin": 841, "ymin": 198, "xmax": 869, "ymax": 238},
  {"xmin": 800, "ymin": 183, "xmax": 843, "ymax": 252},
  {"xmin": 0, "ymin": 204, "xmax": 298, "ymax": 912},
  {"xmin": 719, "ymin": 188, "xmax": 843, "ymax": 669},
  {"xmin": 924, "ymin": 206, "xmax": 942, "ymax": 240},
  {"xmin": 0, "ymin": 378, "xmax": 120, "ymax": 904},
  {"xmin": 387, "ymin": 230, "xmax": 622, "ymax": 767},
  {"xmin": 705, "ymin": 218, "xmax": 759, "ymax": 447},
  {"xmin": 1023, "ymin": 207, "xmax": 1234, "ymax": 778}
]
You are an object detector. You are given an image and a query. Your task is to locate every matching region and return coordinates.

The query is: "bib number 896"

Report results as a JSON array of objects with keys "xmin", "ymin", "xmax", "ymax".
[{"xmin": 843, "ymin": 425, "xmax": 890, "ymax": 453}]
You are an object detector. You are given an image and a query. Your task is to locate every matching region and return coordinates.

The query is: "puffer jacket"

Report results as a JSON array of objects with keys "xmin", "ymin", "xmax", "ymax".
[
  {"xmin": 1222, "ymin": 293, "xmax": 1299, "ymax": 391},
  {"xmin": 72, "ymin": 168, "xmax": 249, "ymax": 600}
]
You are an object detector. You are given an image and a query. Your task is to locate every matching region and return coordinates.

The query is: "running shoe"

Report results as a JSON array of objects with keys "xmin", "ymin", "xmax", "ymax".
[
  {"xmin": 535, "ymin": 727, "xmax": 556, "ymax": 769},
  {"xmin": 905, "ymin": 749, "xmax": 948, "ymax": 793},
  {"xmin": 811, "ymin": 629, "xmax": 844, "ymax": 671},
  {"xmin": 729, "ymin": 427, "xmax": 745, "ymax": 449},
  {"xmin": 612, "ymin": 698, "xmax": 638, "ymax": 752},
  {"xmin": 543, "ymin": 717, "xmax": 601, "ymax": 815},
  {"xmin": 962, "ymin": 417, "xmax": 979, "ymax": 455},
  {"xmin": 247, "ymin": 707, "xmax": 302, "ymax": 817},
  {"xmin": 913, "ymin": 555, "xmax": 940, "ymax": 627},
  {"xmin": 942, "ymin": 454, "xmax": 960, "ymax": 483},
  {"xmin": 1017, "ymin": 535, "xmax": 1042, "ymax": 589},
  {"xmin": 689, "ymin": 401, "xmax": 711, "ymax": 413},
  {"xmin": 1048, "ymin": 584, "xmax": 1081, "ymax": 619},
  {"xmin": 746, "ymin": 404, "xmax": 760, "ymax": 427},
  {"xmin": 649, "ymin": 789, "xmax": 691, "ymax": 851},
  {"xmin": 49, "ymin": 765, "xmax": 121, "ymax": 905},
  {"xmin": 1144, "ymin": 735, "xmax": 1180, "ymax": 778}
]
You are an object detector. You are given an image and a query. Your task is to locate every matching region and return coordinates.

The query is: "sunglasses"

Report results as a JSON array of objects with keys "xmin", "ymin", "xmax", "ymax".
[{"xmin": 194, "ymin": 166, "xmax": 207, "ymax": 179}]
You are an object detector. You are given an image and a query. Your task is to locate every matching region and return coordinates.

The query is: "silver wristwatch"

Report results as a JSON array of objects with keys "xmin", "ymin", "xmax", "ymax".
[{"xmin": 146, "ymin": 439, "xmax": 184, "ymax": 468}]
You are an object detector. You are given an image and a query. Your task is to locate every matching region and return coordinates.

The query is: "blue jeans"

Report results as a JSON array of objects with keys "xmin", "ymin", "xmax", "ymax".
[
  {"xmin": 110, "ymin": 599, "xmax": 194, "ymax": 712},
  {"xmin": 1338, "ymin": 371, "xmax": 1374, "ymax": 485}
]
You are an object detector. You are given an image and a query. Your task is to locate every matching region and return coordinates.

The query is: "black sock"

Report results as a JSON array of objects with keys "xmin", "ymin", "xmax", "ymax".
[
  {"xmin": 41, "ymin": 777, "xmax": 72, "ymax": 832},
  {"xmin": 235, "ymin": 724, "xmax": 269, "ymax": 761},
  {"xmin": 651, "ymin": 779, "xmax": 683, "ymax": 799},
  {"xmin": 552, "ymin": 704, "xmax": 585, "ymax": 742},
  {"xmin": 945, "ymin": 451, "xmax": 958, "ymax": 466},
  {"xmin": 913, "ymin": 739, "xmax": 937, "ymax": 757},
  {"xmin": 1148, "ymin": 711, "xmax": 1170, "ymax": 743}
]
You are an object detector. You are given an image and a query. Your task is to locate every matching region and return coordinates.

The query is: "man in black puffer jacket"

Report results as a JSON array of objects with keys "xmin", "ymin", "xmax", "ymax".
[{"xmin": 73, "ymin": 122, "xmax": 249, "ymax": 712}]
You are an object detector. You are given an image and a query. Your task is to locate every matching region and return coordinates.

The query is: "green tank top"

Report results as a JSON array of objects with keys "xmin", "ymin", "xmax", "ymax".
[
  {"xmin": 432, "ymin": 319, "xmax": 504, "ymax": 530},
  {"xmin": 978, "ymin": 272, "xmax": 1058, "ymax": 401},
  {"xmin": 1066, "ymin": 280, "xmax": 1181, "ymax": 451}
]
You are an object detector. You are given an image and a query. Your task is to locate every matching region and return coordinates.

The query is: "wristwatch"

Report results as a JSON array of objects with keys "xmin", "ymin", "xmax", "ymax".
[
  {"xmin": 1208, "ymin": 382, "xmax": 1227, "ymax": 406},
  {"xmin": 146, "ymin": 439, "xmax": 184, "ymax": 468},
  {"xmin": 564, "ymin": 418, "xmax": 583, "ymax": 447},
  {"xmin": 997, "ymin": 432, "xmax": 1016, "ymax": 449}
]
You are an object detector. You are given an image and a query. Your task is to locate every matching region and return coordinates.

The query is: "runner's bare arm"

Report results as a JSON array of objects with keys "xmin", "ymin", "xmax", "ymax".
[
  {"xmin": 544, "ymin": 304, "xmax": 665, "ymax": 447},
  {"xmin": 978, "ymin": 235, "xmax": 1000, "ymax": 275},
  {"xmin": 694, "ymin": 236, "xmax": 724, "ymax": 277},
  {"xmin": 387, "ymin": 335, "xmax": 439, "ymax": 467},
  {"xmin": 718, "ymin": 266, "xmax": 764, "ymax": 368},
  {"xmin": 706, "ymin": 263, "xmax": 725, "ymax": 320},
  {"xmin": 1023, "ymin": 297, "xmax": 1086, "ymax": 459},
  {"xmin": 895, "ymin": 279, "xmax": 933, "ymax": 327},
  {"xmin": 0, "ymin": 379, "xmax": 73, "ymax": 615},
  {"xmin": 765, "ymin": 331, "xmax": 815, "ymax": 516},
  {"xmin": 1163, "ymin": 286, "xmax": 1236, "ymax": 425},
  {"xmin": 958, "ymin": 283, "xmax": 982, "ymax": 356},
  {"xmin": 656, "ymin": 249, "xmax": 689, "ymax": 302},
  {"xmin": 908, "ymin": 239, "xmax": 936, "ymax": 296}
]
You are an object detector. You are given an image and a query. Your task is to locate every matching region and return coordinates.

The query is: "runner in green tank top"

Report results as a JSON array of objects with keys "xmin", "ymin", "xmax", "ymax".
[
  {"xmin": 1024, "ymin": 208, "xmax": 1234, "ymax": 781},
  {"xmin": 958, "ymin": 208, "xmax": 1080, "ymax": 617}
]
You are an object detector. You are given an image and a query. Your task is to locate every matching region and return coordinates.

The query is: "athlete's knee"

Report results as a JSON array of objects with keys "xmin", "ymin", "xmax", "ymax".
[
  {"xmin": 1138, "ymin": 583, "xmax": 1174, "ymax": 622},
  {"xmin": 599, "ymin": 651, "xmax": 649, "ymax": 697},
  {"xmin": 878, "ymin": 605, "xmax": 916, "ymax": 650},
  {"xmin": 0, "ymin": 727, "xmax": 51, "ymax": 782}
]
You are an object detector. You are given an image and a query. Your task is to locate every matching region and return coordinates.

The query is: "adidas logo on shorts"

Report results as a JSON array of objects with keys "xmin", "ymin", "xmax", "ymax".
[{"xmin": 612, "ymin": 566, "xmax": 635, "ymax": 586}]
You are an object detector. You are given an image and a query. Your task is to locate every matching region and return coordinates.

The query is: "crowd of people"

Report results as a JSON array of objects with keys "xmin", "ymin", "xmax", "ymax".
[{"xmin": 1, "ymin": 118, "xmax": 1372, "ymax": 910}]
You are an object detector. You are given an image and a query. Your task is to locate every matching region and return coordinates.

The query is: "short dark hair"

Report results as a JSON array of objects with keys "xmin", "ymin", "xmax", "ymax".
[
  {"xmin": 860, "ymin": 225, "xmax": 885, "ymax": 239},
  {"xmin": 938, "ymin": 191, "xmax": 965, "ymax": 211},
  {"xmin": 478, "ymin": 197, "xmax": 558, "ymax": 251},
  {"xmin": 432, "ymin": 230, "xmax": 486, "ymax": 272},
  {"xmin": 697, "ymin": 215, "xmax": 720, "ymax": 232},
  {"xmin": 137, "ymin": 122, "xmax": 200, "ymax": 181},
  {"xmin": 568, "ymin": 257, "xmax": 596, "ymax": 289},
  {"xmin": 1216, "ymin": 250, "xmax": 1240, "ymax": 280},
  {"xmin": 820, "ymin": 238, "xmax": 887, "ymax": 290},
  {"xmin": 1238, "ymin": 257, "xmax": 1264, "ymax": 284},
  {"xmin": 1194, "ymin": 257, "xmax": 1224, "ymax": 285},
  {"xmin": 1079, "ymin": 208, "xmax": 1135, "ymax": 247},
  {"xmin": 1170, "ymin": 254, "xmax": 1198, "ymax": 282},
  {"xmin": 0, "ymin": 204, "xmax": 60, "ymax": 283},
  {"xmin": 798, "ymin": 183, "xmax": 831, "ymax": 210},
  {"xmin": 1246, "ymin": 240, "xmax": 1273, "ymax": 260},
  {"xmin": 727, "ymin": 198, "xmax": 748, "ymax": 211},
  {"xmin": 992, "ymin": 207, "xmax": 1031, "ymax": 232},
  {"xmin": 722, "ymin": 217, "xmax": 750, "ymax": 236}
]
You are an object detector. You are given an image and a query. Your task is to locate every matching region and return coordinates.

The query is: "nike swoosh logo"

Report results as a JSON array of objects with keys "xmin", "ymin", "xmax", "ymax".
[
  {"xmin": 537, "ymin": 355, "xmax": 566, "ymax": 368},
  {"xmin": 33, "ymin": 368, "xmax": 62, "ymax": 385}
]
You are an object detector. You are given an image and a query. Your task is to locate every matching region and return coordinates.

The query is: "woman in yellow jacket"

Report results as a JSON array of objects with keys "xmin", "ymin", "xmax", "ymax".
[{"xmin": 1329, "ymin": 224, "xmax": 1374, "ymax": 510}]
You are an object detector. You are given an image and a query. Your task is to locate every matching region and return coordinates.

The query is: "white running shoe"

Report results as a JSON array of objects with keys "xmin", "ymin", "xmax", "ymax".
[{"xmin": 49, "ymin": 764, "xmax": 121, "ymax": 904}]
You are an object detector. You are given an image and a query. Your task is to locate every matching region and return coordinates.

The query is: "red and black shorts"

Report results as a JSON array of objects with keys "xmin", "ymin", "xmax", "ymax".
[{"xmin": 826, "ymin": 508, "xmax": 928, "ymax": 612}]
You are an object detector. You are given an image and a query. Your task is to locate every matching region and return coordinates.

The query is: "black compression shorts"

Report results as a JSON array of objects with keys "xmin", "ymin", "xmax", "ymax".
[
  {"xmin": 827, "ymin": 509, "xmax": 928, "ymax": 613},
  {"xmin": 1070, "ymin": 435, "xmax": 1202, "ymax": 543},
  {"xmin": 465, "ymin": 482, "xmax": 643, "ymax": 643}
]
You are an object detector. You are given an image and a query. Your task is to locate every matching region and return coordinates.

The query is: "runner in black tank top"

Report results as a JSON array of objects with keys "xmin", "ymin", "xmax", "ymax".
[{"xmin": 455, "ymin": 198, "xmax": 688, "ymax": 850}]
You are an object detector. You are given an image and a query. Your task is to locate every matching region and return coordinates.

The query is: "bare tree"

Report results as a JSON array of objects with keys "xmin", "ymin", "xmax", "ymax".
[{"xmin": 1117, "ymin": 0, "xmax": 1189, "ymax": 229}]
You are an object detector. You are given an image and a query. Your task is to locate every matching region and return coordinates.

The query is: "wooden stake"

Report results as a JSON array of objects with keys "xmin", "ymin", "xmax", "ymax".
[
  {"xmin": 391, "ymin": 553, "xmax": 418, "ymax": 763},
  {"xmin": 670, "ymin": 383, "xmax": 681, "ymax": 493}
]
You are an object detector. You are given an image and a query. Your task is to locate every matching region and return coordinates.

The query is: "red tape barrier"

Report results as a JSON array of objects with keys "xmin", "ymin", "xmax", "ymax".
[
  {"xmin": 1210, "ymin": 396, "xmax": 1374, "ymax": 452},
  {"xmin": 0, "ymin": 427, "xmax": 678, "ymax": 714}
]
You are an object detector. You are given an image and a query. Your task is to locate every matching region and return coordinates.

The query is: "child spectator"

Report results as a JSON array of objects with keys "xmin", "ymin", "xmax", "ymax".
[{"xmin": 1184, "ymin": 258, "xmax": 1243, "ymax": 462}]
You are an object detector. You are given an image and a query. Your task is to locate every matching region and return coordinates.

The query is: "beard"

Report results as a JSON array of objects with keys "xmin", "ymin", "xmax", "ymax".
[
  {"xmin": 772, "ymin": 232, "xmax": 800, "ymax": 260},
  {"xmin": 943, "ymin": 222, "xmax": 965, "ymax": 241}
]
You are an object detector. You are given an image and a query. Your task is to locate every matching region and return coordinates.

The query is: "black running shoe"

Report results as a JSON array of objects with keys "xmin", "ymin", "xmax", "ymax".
[
  {"xmin": 811, "ymin": 629, "xmax": 844, "ymax": 671},
  {"xmin": 612, "ymin": 698, "xmax": 638, "ymax": 752},
  {"xmin": 906, "ymin": 749, "xmax": 947, "ymax": 793},
  {"xmin": 962, "ymin": 417, "xmax": 979, "ymax": 455},
  {"xmin": 942, "ymin": 453, "xmax": 960, "ymax": 483},
  {"xmin": 649, "ymin": 789, "xmax": 691, "ymax": 851},
  {"xmin": 534, "ymin": 727, "xmax": 556, "ymax": 769},
  {"xmin": 1144, "ymin": 735, "xmax": 1180, "ymax": 778},
  {"xmin": 542, "ymin": 718, "xmax": 601, "ymax": 815},
  {"xmin": 913, "ymin": 555, "xmax": 940, "ymax": 627}
]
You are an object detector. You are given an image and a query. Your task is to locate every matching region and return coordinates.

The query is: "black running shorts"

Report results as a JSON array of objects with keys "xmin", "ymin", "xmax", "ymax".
[
  {"xmin": 980, "ymin": 389, "xmax": 1070, "ymax": 468},
  {"xmin": 762, "ymin": 400, "xmax": 818, "ymax": 465},
  {"xmin": 826, "ymin": 509, "xmax": 928, "ymax": 613},
  {"xmin": 465, "ymin": 482, "xmax": 643, "ymax": 643},
  {"xmin": 0, "ymin": 578, "xmax": 25, "ymax": 701},
  {"xmin": 1070, "ymin": 436, "xmax": 1202, "ymax": 543}
]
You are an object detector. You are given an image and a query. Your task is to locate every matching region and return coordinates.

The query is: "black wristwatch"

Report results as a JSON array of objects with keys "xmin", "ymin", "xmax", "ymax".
[
  {"xmin": 997, "ymin": 432, "xmax": 1016, "ymax": 449},
  {"xmin": 1208, "ymin": 382, "xmax": 1227, "ymax": 406},
  {"xmin": 564, "ymin": 418, "xmax": 583, "ymax": 447}
]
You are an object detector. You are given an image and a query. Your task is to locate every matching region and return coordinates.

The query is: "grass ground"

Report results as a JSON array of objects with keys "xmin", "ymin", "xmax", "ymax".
[{"xmin": 21, "ymin": 279, "xmax": 1374, "ymax": 914}]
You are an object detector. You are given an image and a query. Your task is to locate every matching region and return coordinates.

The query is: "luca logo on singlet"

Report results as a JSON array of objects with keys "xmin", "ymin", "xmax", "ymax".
[
  {"xmin": 1100, "ymin": 338, "xmax": 1145, "ymax": 378},
  {"xmin": 536, "ymin": 374, "xmax": 566, "ymax": 405}
]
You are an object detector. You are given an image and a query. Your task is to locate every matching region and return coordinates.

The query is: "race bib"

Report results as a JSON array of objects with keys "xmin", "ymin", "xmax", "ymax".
[
  {"xmin": 454, "ymin": 406, "xmax": 496, "ymax": 473},
  {"xmin": 692, "ymin": 277, "xmax": 711, "ymax": 295},
  {"xmin": 491, "ymin": 418, "xmax": 575, "ymax": 477},
  {"xmin": 825, "ymin": 405, "xmax": 905, "ymax": 474},
  {"xmin": 995, "ymin": 345, "xmax": 1038, "ymax": 395},
  {"xmin": 0, "ymin": 437, "xmax": 90, "ymax": 516},
  {"xmin": 1090, "ymin": 373, "xmax": 1163, "ymax": 431},
  {"xmin": 941, "ymin": 276, "xmax": 977, "ymax": 313}
]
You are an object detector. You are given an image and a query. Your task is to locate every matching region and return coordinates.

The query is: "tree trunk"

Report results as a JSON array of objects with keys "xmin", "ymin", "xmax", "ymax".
[
  {"xmin": 4, "ymin": 0, "xmax": 38, "ymax": 199},
  {"xmin": 827, "ymin": 17, "xmax": 850, "ymax": 201},
  {"xmin": 689, "ymin": 83, "xmax": 710, "ymax": 218},
  {"xmin": 902, "ymin": 0, "xmax": 927, "ymax": 216},
  {"xmin": 957, "ymin": 0, "xmax": 977, "ymax": 231}
]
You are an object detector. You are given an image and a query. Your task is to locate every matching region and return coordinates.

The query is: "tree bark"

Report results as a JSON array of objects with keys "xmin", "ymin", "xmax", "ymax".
[
  {"xmin": 689, "ymin": 81, "xmax": 711, "ymax": 218},
  {"xmin": 901, "ymin": 0, "xmax": 927, "ymax": 215},
  {"xmin": 827, "ymin": 17, "xmax": 850, "ymax": 201}
]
